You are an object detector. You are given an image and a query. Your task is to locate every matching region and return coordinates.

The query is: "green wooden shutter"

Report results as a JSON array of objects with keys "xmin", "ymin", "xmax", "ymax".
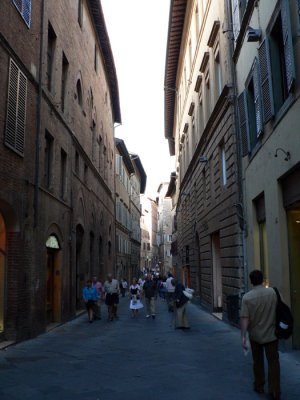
[
  {"xmin": 281, "ymin": 0, "xmax": 295, "ymax": 92},
  {"xmin": 258, "ymin": 37, "xmax": 274, "ymax": 123},
  {"xmin": 237, "ymin": 91, "xmax": 250, "ymax": 157},
  {"xmin": 252, "ymin": 58, "xmax": 263, "ymax": 137}
]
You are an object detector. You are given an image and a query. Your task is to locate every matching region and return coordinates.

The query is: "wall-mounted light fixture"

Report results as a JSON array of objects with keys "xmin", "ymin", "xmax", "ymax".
[
  {"xmin": 274, "ymin": 148, "xmax": 291, "ymax": 161},
  {"xmin": 247, "ymin": 26, "xmax": 262, "ymax": 42},
  {"xmin": 199, "ymin": 156, "xmax": 208, "ymax": 163}
]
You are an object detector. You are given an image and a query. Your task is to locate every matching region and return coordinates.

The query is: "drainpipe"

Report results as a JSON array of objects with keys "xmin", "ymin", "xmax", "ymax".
[
  {"xmin": 69, "ymin": 133, "xmax": 74, "ymax": 315},
  {"xmin": 33, "ymin": 0, "xmax": 45, "ymax": 228},
  {"xmin": 225, "ymin": 0, "xmax": 248, "ymax": 294},
  {"xmin": 113, "ymin": 122, "xmax": 122, "ymax": 279}
]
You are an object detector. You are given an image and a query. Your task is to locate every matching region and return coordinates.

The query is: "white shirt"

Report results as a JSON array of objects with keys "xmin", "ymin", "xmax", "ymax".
[{"xmin": 165, "ymin": 277, "xmax": 175, "ymax": 292}]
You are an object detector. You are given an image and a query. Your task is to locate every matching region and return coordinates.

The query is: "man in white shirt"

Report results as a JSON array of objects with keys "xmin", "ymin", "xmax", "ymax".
[
  {"xmin": 165, "ymin": 272, "xmax": 175, "ymax": 312},
  {"xmin": 103, "ymin": 273, "xmax": 120, "ymax": 321}
]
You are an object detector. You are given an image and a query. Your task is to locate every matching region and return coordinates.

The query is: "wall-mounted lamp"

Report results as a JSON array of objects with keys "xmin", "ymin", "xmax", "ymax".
[
  {"xmin": 199, "ymin": 156, "xmax": 208, "ymax": 163},
  {"xmin": 247, "ymin": 26, "xmax": 262, "ymax": 42},
  {"xmin": 274, "ymin": 148, "xmax": 291, "ymax": 161}
]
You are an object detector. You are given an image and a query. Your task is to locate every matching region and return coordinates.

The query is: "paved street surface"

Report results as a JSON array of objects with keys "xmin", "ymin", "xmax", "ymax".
[{"xmin": 0, "ymin": 297, "xmax": 299, "ymax": 400}]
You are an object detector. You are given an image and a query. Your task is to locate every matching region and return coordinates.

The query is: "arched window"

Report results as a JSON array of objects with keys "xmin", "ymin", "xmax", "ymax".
[
  {"xmin": 76, "ymin": 79, "xmax": 82, "ymax": 107},
  {"xmin": 108, "ymin": 240, "xmax": 112, "ymax": 258}
]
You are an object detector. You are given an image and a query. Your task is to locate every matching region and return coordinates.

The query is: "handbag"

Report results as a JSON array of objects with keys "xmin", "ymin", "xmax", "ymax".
[{"xmin": 273, "ymin": 287, "xmax": 293, "ymax": 340}]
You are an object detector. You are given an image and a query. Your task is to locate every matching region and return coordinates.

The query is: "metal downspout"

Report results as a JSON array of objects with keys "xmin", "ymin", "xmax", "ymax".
[
  {"xmin": 33, "ymin": 0, "xmax": 45, "ymax": 228},
  {"xmin": 225, "ymin": 0, "xmax": 248, "ymax": 294}
]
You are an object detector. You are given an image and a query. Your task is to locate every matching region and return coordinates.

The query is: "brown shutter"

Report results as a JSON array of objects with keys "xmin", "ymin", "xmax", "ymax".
[
  {"xmin": 5, "ymin": 59, "xmax": 27, "ymax": 156},
  {"xmin": 16, "ymin": 71, "xmax": 27, "ymax": 154}
]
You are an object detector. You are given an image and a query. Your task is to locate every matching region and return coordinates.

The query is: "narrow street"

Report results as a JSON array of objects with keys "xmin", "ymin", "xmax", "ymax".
[{"xmin": 0, "ymin": 298, "xmax": 299, "ymax": 400}]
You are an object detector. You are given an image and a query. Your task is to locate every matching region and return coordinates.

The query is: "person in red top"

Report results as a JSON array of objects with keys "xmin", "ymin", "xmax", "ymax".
[{"xmin": 92, "ymin": 275, "xmax": 103, "ymax": 320}]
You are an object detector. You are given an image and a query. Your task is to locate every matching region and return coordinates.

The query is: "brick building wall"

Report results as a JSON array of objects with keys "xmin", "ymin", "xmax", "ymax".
[{"xmin": 0, "ymin": 0, "xmax": 120, "ymax": 343}]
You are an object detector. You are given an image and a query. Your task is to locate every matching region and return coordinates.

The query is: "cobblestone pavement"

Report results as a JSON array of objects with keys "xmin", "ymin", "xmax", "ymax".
[{"xmin": 0, "ymin": 297, "xmax": 299, "ymax": 400}]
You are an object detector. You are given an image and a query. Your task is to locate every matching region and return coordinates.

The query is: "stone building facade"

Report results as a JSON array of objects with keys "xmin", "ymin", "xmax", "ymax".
[
  {"xmin": 0, "ymin": 0, "xmax": 120, "ymax": 343},
  {"xmin": 164, "ymin": 0, "xmax": 244, "ymax": 319},
  {"xmin": 115, "ymin": 138, "xmax": 134, "ymax": 282},
  {"xmin": 130, "ymin": 154, "xmax": 146, "ymax": 280},
  {"xmin": 157, "ymin": 183, "xmax": 173, "ymax": 275},
  {"xmin": 140, "ymin": 196, "xmax": 158, "ymax": 274},
  {"xmin": 233, "ymin": 0, "xmax": 300, "ymax": 348}
]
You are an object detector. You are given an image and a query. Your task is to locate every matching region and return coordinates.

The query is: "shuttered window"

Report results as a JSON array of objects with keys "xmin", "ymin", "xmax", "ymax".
[
  {"xmin": 13, "ymin": 0, "xmax": 31, "ymax": 28},
  {"xmin": 258, "ymin": 0, "xmax": 295, "ymax": 118},
  {"xmin": 252, "ymin": 58, "xmax": 263, "ymax": 137},
  {"xmin": 5, "ymin": 59, "xmax": 27, "ymax": 156},
  {"xmin": 281, "ymin": 0, "xmax": 295, "ymax": 92},
  {"xmin": 237, "ymin": 59, "xmax": 263, "ymax": 156},
  {"xmin": 231, "ymin": 0, "xmax": 240, "ymax": 40},
  {"xmin": 258, "ymin": 38, "xmax": 274, "ymax": 123},
  {"xmin": 237, "ymin": 91, "xmax": 250, "ymax": 157}
]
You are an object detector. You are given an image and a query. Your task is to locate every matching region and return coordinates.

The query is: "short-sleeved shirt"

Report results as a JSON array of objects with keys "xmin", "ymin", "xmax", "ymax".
[
  {"xmin": 166, "ymin": 277, "xmax": 175, "ymax": 293},
  {"xmin": 240, "ymin": 285, "xmax": 277, "ymax": 344},
  {"xmin": 92, "ymin": 281, "xmax": 102, "ymax": 296},
  {"xmin": 82, "ymin": 286, "xmax": 99, "ymax": 302},
  {"xmin": 103, "ymin": 279, "xmax": 119, "ymax": 295}
]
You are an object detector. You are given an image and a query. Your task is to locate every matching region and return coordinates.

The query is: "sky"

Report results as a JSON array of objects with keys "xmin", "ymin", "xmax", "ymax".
[{"xmin": 101, "ymin": 0, "xmax": 175, "ymax": 198}]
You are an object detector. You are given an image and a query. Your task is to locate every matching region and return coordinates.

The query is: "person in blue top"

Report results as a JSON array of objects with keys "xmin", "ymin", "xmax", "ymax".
[{"xmin": 82, "ymin": 279, "xmax": 99, "ymax": 323}]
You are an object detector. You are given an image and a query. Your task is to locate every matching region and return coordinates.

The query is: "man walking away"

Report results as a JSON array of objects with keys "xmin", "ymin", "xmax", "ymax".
[
  {"xmin": 172, "ymin": 279, "xmax": 190, "ymax": 330},
  {"xmin": 143, "ymin": 273, "xmax": 157, "ymax": 319},
  {"xmin": 240, "ymin": 270, "xmax": 280, "ymax": 400},
  {"xmin": 103, "ymin": 273, "xmax": 120, "ymax": 321},
  {"xmin": 166, "ymin": 272, "xmax": 175, "ymax": 312},
  {"xmin": 92, "ymin": 275, "xmax": 102, "ymax": 320},
  {"xmin": 120, "ymin": 278, "xmax": 128, "ymax": 297}
]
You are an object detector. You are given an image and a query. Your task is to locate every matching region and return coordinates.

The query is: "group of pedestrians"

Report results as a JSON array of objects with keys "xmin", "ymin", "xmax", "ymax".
[
  {"xmin": 82, "ymin": 273, "xmax": 120, "ymax": 323},
  {"xmin": 82, "ymin": 267, "xmax": 286, "ymax": 399}
]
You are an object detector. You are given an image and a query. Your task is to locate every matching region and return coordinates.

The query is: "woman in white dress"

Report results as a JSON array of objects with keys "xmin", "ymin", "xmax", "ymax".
[{"xmin": 129, "ymin": 278, "xmax": 143, "ymax": 318}]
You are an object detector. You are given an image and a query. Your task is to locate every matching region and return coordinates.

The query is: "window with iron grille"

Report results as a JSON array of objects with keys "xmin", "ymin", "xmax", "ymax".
[
  {"xmin": 13, "ymin": 0, "xmax": 31, "ymax": 28},
  {"xmin": 5, "ymin": 59, "xmax": 27, "ymax": 156}
]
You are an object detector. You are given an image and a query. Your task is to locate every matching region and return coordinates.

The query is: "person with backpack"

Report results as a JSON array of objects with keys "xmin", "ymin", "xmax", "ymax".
[{"xmin": 240, "ymin": 270, "xmax": 280, "ymax": 400}]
